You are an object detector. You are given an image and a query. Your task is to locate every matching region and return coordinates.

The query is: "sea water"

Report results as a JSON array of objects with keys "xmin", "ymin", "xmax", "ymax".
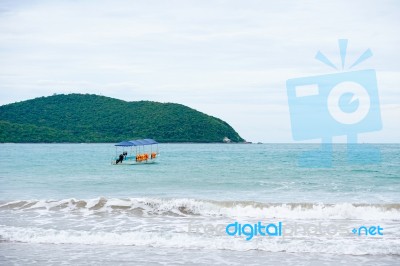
[{"xmin": 0, "ymin": 144, "xmax": 399, "ymax": 265}]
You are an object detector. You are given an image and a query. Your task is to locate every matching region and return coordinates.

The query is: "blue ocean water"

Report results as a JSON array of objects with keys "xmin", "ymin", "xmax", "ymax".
[
  {"xmin": 0, "ymin": 144, "xmax": 399, "ymax": 265},
  {"xmin": 1, "ymin": 143, "xmax": 399, "ymax": 202}
]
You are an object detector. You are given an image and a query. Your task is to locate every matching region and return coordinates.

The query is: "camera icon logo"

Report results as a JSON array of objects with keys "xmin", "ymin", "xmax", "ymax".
[{"xmin": 286, "ymin": 40, "xmax": 382, "ymax": 167}]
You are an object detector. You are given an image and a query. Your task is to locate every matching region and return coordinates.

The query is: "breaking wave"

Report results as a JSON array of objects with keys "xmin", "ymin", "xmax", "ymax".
[
  {"xmin": 0, "ymin": 225, "xmax": 399, "ymax": 255},
  {"xmin": 1, "ymin": 197, "xmax": 399, "ymax": 220}
]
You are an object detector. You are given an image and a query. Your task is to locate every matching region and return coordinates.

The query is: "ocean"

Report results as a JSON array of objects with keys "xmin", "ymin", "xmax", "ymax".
[{"xmin": 0, "ymin": 143, "xmax": 399, "ymax": 265}]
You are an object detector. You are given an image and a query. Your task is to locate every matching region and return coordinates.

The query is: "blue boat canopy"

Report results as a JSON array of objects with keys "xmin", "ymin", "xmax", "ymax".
[{"xmin": 115, "ymin": 139, "xmax": 158, "ymax": 147}]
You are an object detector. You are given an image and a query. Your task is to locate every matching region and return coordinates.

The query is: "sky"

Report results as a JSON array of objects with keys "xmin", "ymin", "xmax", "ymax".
[{"xmin": 0, "ymin": 0, "xmax": 399, "ymax": 142}]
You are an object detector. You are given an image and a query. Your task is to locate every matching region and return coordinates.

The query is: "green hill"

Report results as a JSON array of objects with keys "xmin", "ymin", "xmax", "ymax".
[{"xmin": 0, "ymin": 94, "xmax": 244, "ymax": 143}]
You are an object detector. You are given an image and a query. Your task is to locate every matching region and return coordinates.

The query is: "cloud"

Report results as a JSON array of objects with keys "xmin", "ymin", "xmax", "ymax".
[{"xmin": 0, "ymin": 0, "xmax": 399, "ymax": 142}]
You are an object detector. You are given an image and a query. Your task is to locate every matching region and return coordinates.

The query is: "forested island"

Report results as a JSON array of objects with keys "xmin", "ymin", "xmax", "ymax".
[{"xmin": 0, "ymin": 94, "xmax": 244, "ymax": 143}]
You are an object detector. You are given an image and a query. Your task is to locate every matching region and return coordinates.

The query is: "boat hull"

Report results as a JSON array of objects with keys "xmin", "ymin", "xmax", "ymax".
[{"xmin": 112, "ymin": 156, "xmax": 158, "ymax": 165}]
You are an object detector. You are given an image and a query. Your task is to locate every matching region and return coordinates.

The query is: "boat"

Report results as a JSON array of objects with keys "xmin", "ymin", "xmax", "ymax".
[{"xmin": 112, "ymin": 138, "xmax": 159, "ymax": 165}]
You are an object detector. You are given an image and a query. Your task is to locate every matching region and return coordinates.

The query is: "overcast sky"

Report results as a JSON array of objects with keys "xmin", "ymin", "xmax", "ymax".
[{"xmin": 0, "ymin": 0, "xmax": 399, "ymax": 142}]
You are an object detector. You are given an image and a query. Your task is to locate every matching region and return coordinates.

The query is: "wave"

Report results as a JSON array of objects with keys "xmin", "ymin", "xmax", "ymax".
[
  {"xmin": 1, "ymin": 197, "xmax": 400, "ymax": 220},
  {"xmin": 0, "ymin": 225, "xmax": 399, "ymax": 255}
]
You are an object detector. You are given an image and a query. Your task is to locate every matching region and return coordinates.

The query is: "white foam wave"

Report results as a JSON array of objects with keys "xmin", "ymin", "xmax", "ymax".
[
  {"xmin": 0, "ymin": 225, "xmax": 399, "ymax": 255},
  {"xmin": 1, "ymin": 198, "xmax": 400, "ymax": 220}
]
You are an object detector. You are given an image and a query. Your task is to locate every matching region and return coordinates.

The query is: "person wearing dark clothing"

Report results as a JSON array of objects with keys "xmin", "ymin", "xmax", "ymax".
[{"xmin": 116, "ymin": 153, "xmax": 124, "ymax": 164}]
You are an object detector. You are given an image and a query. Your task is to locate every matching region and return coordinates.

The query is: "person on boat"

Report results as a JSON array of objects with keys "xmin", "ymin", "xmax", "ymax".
[{"xmin": 116, "ymin": 153, "xmax": 124, "ymax": 164}]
